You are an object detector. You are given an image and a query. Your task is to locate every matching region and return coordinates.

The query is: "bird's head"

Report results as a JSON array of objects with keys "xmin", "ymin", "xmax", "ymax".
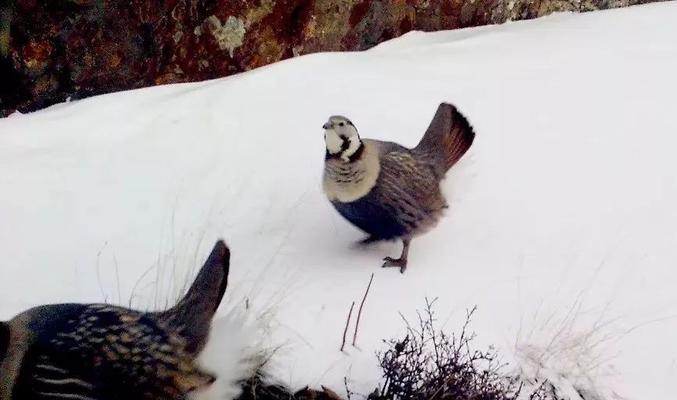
[{"xmin": 323, "ymin": 115, "xmax": 362, "ymax": 162}]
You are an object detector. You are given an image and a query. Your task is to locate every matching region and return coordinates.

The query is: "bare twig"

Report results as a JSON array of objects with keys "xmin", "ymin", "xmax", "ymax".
[
  {"xmin": 352, "ymin": 273, "xmax": 374, "ymax": 347},
  {"xmin": 95, "ymin": 245, "xmax": 108, "ymax": 304},
  {"xmin": 344, "ymin": 377, "xmax": 353, "ymax": 400},
  {"xmin": 376, "ymin": 301, "xmax": 525, "ymax": 400},
  {"xmin": 114, "ymin": 254, "xmax": 121, "ymax": 304},
  {"xmin": 341, "ymin": 301, "xmax": 356, "ymax": 352}
]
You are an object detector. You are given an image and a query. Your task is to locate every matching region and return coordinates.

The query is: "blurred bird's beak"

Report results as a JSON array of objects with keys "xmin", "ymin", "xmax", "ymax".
[{"xmin": 323, "ymin": 122, "xmax": 332, "ymax": 130}]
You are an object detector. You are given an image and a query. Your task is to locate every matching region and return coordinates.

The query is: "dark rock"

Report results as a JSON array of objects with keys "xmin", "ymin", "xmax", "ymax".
[{"xmin": 0, "ymin": 0, "xmax": 659, "ymax": 116}]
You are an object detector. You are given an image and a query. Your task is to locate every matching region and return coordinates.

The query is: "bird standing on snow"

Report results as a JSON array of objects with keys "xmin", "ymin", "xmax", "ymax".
[{"xmin": 322, "ymin": 103, "xmax": 475, "ymax": 273}]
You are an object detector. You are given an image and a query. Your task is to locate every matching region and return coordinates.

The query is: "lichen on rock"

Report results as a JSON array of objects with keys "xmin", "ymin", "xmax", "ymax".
[
  {"xmin": 0, "ymin": 0, "xmax": 661, "ymax": 116},
  {"xmin": 205, "ymin": 15, "xmax": 247, "ymax": 58}
]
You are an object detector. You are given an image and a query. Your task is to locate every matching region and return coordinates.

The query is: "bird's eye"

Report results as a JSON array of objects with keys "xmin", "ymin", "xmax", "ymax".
[{"xmin": 339, "ymin": 122, "xmax": 345, "ymax": 127}]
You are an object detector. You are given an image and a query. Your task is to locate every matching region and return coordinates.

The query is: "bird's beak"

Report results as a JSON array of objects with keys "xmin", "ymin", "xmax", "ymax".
[{"xmin": 322, "ymin": 122, "xmax": 332, "ymax": 130}]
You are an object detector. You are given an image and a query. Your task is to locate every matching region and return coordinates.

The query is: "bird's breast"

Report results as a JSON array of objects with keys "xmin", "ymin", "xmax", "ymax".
[{"xmin": 323, "ymin": 144, "xmax": 380, "ymax": 203}]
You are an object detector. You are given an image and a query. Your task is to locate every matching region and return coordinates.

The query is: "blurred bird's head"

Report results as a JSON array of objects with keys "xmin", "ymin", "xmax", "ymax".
[{"xmin": 323, "ymin": 115, "xmax": 362, "ymax": 162}]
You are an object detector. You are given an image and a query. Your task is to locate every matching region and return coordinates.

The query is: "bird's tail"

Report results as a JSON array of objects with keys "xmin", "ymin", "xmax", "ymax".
[{"xmin": 413, "ymin": 103, "xmax": 475, "ymax": 175}]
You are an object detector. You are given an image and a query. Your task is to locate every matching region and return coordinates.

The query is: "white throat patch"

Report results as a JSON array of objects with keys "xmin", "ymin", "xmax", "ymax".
[
  {"xmin": 325, "ymin": 130, "xmax": 343, "ymax": 155},
  {"xmin": 325, "ymin": 129, "xmax": 362, "ymax": 162},
  {"xmin": 323, "ymin": 140, "xmax": 380, "ymax": 202}
]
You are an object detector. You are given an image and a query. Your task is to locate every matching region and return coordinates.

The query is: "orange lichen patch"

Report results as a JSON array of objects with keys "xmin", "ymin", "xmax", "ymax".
[{"xmin": 109, "ymin": 52, "xmax": 122, "ymax": 69}]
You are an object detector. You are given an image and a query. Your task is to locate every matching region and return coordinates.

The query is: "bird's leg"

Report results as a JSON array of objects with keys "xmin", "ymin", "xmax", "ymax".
[{"xmin": 382, "ymin": 238, "xmax": 410, "ymax": 273}]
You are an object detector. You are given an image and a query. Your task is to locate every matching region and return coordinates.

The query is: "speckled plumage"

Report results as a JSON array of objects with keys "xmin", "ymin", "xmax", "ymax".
[
  {"xmin": 328, "ymin": 140, "xmax": 446, "ymax": 241},
  {"xmin": 322, "ymin": 103, "xmax": 475, "ymax": 272},
  {"xmin": 0, "ymin": 240, "xmax": 230, "ymax": 400}
]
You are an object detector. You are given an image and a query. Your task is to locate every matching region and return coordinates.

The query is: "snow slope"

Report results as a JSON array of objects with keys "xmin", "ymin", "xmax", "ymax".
[{"xmin": 2, "ymin": 3, "xmax": 677, "ymax": 399}]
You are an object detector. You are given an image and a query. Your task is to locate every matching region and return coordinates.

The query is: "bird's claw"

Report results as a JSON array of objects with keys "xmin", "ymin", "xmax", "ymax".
[{"xmin": 382, "ymin": 256, "xmax": 407, "ymax": 273}]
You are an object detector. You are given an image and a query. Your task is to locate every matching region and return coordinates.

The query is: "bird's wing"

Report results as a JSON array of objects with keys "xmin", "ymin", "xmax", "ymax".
[
  {"xmin": 375, "ymin": 150, "xmax": 446, "ymax": 232},
  {"xmin": 10, "ymin": 305, "xmax": 213, "ymax": 399}
]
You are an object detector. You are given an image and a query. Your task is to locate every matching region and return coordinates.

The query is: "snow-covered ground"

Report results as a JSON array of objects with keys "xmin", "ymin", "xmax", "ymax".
[{"xmin": 2, "ymin": 3, "xmax": 677, "ymax": 399}]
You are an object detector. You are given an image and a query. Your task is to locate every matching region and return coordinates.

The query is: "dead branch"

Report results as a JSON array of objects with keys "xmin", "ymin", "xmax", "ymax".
[
  {"xmin": 352, "ymin": 273, "xmax": 374, "ymax": 347},
  {"xmin": 341, "ymin": 301, "xmax": 356, "ymax": 352}
]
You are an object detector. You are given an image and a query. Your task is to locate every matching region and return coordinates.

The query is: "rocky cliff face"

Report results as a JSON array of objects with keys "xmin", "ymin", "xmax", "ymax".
[{"xmin": 0, "ymin": 0, "xmax": 654, "ymax": 116}]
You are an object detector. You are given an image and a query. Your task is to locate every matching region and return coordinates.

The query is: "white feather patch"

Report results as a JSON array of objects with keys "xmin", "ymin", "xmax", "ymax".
[
  {"xmin": 189, "ymin": 305, "xmax": 274, "ymax": 400},
  {"xmin": 325, "ymin": 130, "xmax": 343, "ymax": 155},
  {"xmin": 323, "ymin": 141, "xmax": 380, "ymax": 202}
]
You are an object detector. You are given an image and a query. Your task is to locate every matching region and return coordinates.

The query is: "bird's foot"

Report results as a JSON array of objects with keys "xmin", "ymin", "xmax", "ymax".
[{"xmin": 382, "ymin": 256, "xmax": 408, "ymax": 273}]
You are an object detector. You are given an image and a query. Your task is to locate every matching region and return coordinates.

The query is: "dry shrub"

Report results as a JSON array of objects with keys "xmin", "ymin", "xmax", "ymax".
[{"xmin": 369, "ymin": 299, "xmax": 523, "ymax": 400}]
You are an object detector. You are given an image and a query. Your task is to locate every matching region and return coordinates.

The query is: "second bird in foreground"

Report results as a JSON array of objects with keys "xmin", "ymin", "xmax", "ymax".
[{"xmin": 322, "ymin": 103, "xmax": 475, "ymax": 273}]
